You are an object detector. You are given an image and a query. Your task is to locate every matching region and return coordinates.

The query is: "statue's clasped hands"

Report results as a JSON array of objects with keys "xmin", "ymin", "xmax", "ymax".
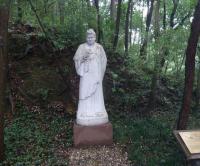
[
  {"xmin": 82, "ymin": 49, "xmax": 93, "ymax": 63},
  {"xmin": 82, "ymin": 54, "xmax": 90, "ymax": 63}
]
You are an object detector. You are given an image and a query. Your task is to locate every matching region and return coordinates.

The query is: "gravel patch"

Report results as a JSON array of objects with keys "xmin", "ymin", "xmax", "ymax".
[{"xmin": 68, "ymin": 144, "xmax": 132, "ymax": 166}]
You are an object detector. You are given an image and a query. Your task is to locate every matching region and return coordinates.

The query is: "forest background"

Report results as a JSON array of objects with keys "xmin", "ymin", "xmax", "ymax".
[{"xmin": 0, "ymin": 0, "xmax": 200, "ymax": 165}]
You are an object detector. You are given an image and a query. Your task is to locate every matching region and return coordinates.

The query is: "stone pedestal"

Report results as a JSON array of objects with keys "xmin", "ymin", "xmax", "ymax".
[{"xmin": 73, "ymin": 122, "xmax": 113, "ymax": 147}]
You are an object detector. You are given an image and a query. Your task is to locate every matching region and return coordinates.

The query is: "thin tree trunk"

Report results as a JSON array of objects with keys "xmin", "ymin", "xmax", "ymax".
[
  {"xmin": 113, "ymin": 0, "xmax": 122, "ymax": 50},
  {"xmin": 163, "ymin": 0, "xmax": 166, "ymax": 30},
  {"xmin": 0, "ymin": 6, "xmax": 9, "ymax": 162},
  {"xmin": 148, "ymin": 0, "xmax": 160, "ymax": 109},
  {"xmin": 146, "ymin": 0, "xmax": 154, "ymax": 32},
  {"xmin": 133, "ymin": 29, "xmax": 137, "ymax": 44},
  {"xmin": 176, "ymin": 53, "xmax": 186, "ymax": 78},
  {"xmin": 5, "ymin": 0, "xmax": 12, "ymax": 16},
  {"xmin": 129, "ymin": 1, "xmax": 133, "ymax": 45},
  {"xmin": 94, "ymin": 0, "xmax": 101, "ymax": 43},
  {"xmin": 110, "ymin": 0, "xmax": 116, "ymax": 21},
  {"xmin": 164, "ymin": 60, "xmax": 169, "ymax": 75},
  {"xmin": 58, "ymin": 0, "xmax": 65, "ymax": 25},
  {"xmin": 195, "ymin": 53, "xmax": 200, "ymax": 108},
  {"xmin": 51, "ymin": 2, "xmax": 56, "ymax": 24},
  {"xmin": 141, "ymin": 0, "xmax": 145, "ymax": 36},
  {"xmin": 125, "ymin": 0, "xmax": 132, "ymax": 55},
  {"xmin": 43, "ymin": 0, "xmax": 48, "ymax": 14},
  {"xmin": 140, "ymin": 0, "xmax": 154, "ymax": 59},
  {"xmin": 160, "ymin": 0, "xmax": 168, "ymax": 69},
  {"xmin": 170, "ymin": 0, "xmax": 179, "ymax": 28},
  {"xmin": 28, "ymin": 0, "xmax": 50, "ymax": 43},
  {"xmin": 177, "ymin": 0, "xmax": 200, "ymax": 130}
]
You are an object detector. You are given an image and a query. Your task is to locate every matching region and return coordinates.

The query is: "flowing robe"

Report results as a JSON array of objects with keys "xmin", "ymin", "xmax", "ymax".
[{"xmin": 73, "ymin": 43, "xmax": 108, "ymax": 126}]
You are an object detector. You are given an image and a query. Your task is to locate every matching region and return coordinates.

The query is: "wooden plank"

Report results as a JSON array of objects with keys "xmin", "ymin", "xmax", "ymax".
[
  {"xmin": 179, "ymin": 131, "xmax": 200, "ymax": 154},
  {"xmin": 174, "ymin": 130, "xmax": 200, "ymax": 160}
]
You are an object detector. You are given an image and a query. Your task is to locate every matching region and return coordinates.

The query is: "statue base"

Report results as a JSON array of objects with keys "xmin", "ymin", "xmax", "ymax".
[
  {"xmin": 76, "ymin": 116, "xmax": 109, "ymax": 126},
  {"xmin": 73, "ymin": 122, "xmax": 113, "ymax": 147}
]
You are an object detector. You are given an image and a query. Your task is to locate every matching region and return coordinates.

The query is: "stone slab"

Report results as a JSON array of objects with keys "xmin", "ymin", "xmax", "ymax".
[{"xmin": 73, "ymin": 122, "xmax": 113, "ymax": 147}]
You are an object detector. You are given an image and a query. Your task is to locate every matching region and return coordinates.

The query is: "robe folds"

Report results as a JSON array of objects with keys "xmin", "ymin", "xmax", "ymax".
[{"xmin": 73, "ymin": 43, "xmax": 108, "ymax": 126}]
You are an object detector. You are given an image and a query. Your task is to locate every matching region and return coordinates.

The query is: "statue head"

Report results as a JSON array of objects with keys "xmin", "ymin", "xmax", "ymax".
[{"xmin": 86, "ymin": 29, "xmax": 96, "ymax": 46}]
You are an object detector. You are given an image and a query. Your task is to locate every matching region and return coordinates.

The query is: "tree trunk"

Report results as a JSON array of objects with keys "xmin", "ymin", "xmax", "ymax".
[
  {"xmin": 129, "ymin": 1, "xmax": 133, "ymax": 45},
  {"xmin": 140, "ymin": 0, "xmax": 154, "ymax": 59},
  {"xmin": 94, "ymin": 0, "xmax": 101, "ymax": 43},
  {"xmin": 113, "ymin": 0, "xmax": 122, "ymax": 50},
  {"xmin": 147, "ymin": 0, "xmax": 150, "ymax": 8},
  {"xmin": 58, "ymin": 0, "xmax": 65, "ymax": 25},
  {"xmin": 148, "ymin": 0, "xmax": 160, "ymax": 109},
  {"xmin": 110, "ymin": 0, "xmax": 116, "ymax": 21},
  {"xmin": 146, "ymin": 0, "xmax": 154, "ymax": 33},
  {"xmin": 124, "ymin": 0, "xmax": 132, "ymax": 55},
  {"xmin": 195, "ymin": 53, "xmax": 200, "ymax": 108},
  {"xmin": 28, "ymin": 0, "xmax": 49, "ymax": 42},
  {"xmin": 177, "ymin": 0, "xmax": 200, "ymax": 130},
  {"xmin": 0, "ymin": 6, "xmax": 9, "ymax": 162},
  {"xmin": 163, "ymin": 0, "xmax": 166, "ymax": 30},
  {"xmin": 160, "ymin": 0, "xmax": 168, "ymax": 69},
  {"xmin": 170, "ymin": 0, "xmax": 179, "ymax": 28},
  {"xmin": 43, "ymin": 0, "xmax": 48, "ymax": 14}
]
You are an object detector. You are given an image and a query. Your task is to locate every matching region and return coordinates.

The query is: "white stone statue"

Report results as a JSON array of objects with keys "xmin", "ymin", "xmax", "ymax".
[{"xmin": 73, "ymin": 29, "xmax": 108, "ymax": 126}]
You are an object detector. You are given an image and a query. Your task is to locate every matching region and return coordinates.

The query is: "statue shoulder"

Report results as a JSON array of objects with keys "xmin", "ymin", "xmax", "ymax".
[
  {"xmin": 95, "ymin": 43, "xmax": 104, "ymax": 50},
  {"xmin": 74, "ymin": 43, "xmax": 86, "ymax": 60},
  {"xmin": 78, "ymin": 43, "xmax": 86, "ymax": 49}
]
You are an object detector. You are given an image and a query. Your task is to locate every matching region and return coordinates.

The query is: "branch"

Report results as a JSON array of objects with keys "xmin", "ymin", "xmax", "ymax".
[
  {"xmin": 174, "ymin": 11, "xmax": 192, "ymax": 30},
  {"xmin": 27, "ymin": 0, "xmax": 49, "ymax": 41}
]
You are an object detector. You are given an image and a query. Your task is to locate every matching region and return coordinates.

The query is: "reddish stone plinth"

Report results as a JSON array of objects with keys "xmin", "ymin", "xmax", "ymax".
[{"xmin": 73, "ymin": 122, "xmax": 113, "ymax": 147}]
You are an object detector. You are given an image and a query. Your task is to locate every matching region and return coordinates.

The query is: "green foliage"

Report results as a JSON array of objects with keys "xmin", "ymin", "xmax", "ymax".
[
  {"xmin": 36, "ymin": 88, "xmax": 49, "ymax": 101},
  {"xmin": 112, "ymin": 112, "xmax": 185, "ymax": 166},
  {"xmin": 0, "ymin": 0, "xmax": 7, "ymax": 6},
  {"xmin": 2, "ymin": 101, "xmax": 72, "ymax": 165},
  {"xmin": 132, "ymin": 10, "xmax": 144, "ymax": 30},
  {"xmin": 9, "ymin": 0, "xmax": 97, "ymax": 47}
]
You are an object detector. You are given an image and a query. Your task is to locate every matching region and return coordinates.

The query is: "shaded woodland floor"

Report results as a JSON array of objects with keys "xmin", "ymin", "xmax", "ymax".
[
  {"xmin": 2, "ymin": 103, "xmax": 200, "ymax": 165},
  {"xmin": 1, "ymin": 27, "xmax": 200, "ymax": 166}
]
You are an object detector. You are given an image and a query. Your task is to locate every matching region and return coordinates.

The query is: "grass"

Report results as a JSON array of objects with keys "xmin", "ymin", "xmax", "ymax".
[{"xmin": 111, "ymin": 109, "xmax": 189, "ymax": 166}]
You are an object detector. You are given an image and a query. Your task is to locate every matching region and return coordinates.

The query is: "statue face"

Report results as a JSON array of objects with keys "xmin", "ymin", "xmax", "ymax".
[{"xmin": 86, "ymin": 34, "xmax": 96, "ymax": 46}]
